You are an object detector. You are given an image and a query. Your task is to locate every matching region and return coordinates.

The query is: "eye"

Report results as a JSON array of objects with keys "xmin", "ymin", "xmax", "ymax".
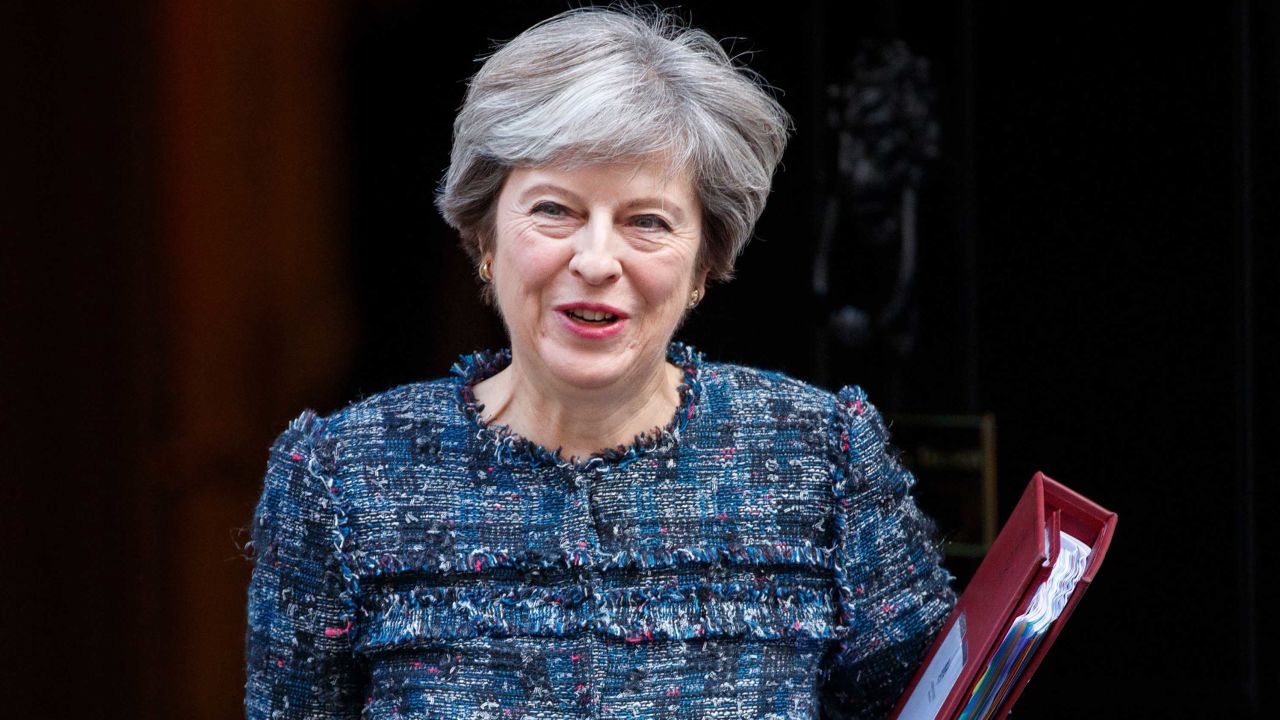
[
  {"xmin": 531, "ymin": 201, "xmax": 568, "ymax": 218},
  {"xmin": 631, "ymin": 214, "xmax": 673, "ymax": 232}
]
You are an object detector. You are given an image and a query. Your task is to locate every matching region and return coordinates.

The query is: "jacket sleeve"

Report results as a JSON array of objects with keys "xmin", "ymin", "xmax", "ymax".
[
  {"xmin": 245, "ymin": 411, "xmax": 365, "ymax": 718},
  {"xmin": 821, "ymin": 386, "xmax": 957, "ymax": 720}
]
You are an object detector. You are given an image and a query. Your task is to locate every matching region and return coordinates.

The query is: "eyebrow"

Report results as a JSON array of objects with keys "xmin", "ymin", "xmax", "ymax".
[
  {"xmin": 620, "ymin": 197, "xmax": 689, "ymax": 224},
  {"xmin": 517, "ymin": 183, "xmax": 584, "ymax": 206},
  {"xmin": 516, "ymin": 183, "xmax": 689, "ymax": 224}
]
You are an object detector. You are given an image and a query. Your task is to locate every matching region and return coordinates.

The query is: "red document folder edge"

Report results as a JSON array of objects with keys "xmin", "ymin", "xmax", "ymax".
[{"xmin": 890, "ymin": 472, "xmax": 1118, "ymax": 719}]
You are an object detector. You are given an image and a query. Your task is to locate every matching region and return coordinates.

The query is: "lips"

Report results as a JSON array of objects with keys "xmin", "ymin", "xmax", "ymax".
[
  {"xmin": 554, "ymin": 302, "xmax": 629, "ymax": 339},
  {"xmin": 555, "ymin": 303, "xmax": 628, "ymax": 321}
]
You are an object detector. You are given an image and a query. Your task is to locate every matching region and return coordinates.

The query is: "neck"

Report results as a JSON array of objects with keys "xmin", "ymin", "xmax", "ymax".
[{"xmin": 473, "ymin": 353, "xmax": 683, "ymax": 460}]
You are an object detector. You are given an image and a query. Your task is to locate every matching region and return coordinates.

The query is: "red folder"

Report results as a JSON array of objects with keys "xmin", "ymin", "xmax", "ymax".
[{"xmin": 891, "ymin": 472, "xmax": 1117, "ymax": 719}]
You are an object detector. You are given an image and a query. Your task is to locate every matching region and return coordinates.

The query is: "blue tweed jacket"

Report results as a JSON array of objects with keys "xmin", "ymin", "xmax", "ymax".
[{"xmin": 245, "ymin": 344, "xmax": 955, "ymax": 719}]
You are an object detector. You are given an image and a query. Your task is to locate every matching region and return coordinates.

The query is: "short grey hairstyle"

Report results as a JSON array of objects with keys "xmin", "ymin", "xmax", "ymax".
[{"xmin": 435, "ymin": 5, "xmax": 792, "ymax": 283}]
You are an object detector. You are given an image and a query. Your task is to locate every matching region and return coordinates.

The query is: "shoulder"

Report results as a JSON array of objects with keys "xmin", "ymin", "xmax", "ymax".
[
  {"xmin": 696, "ymin": 358, "xmax": 883, "ymax": 435},
  {"xmin": 259, "ymin": 376, "xmax": 463, "ymax": 495},
  {"xmin": 318, "ymin": 376, "xmax": 460, "ymax": 438},
  {"xmin": 688, "ymin": 358, "xmax": 859, "ymax": 465},
  {"xmin": 254, "ymin": 377, "xmax": 468, "ymax": 545},
  {"xmin": 694, "ymin": 357, "xmax": 894, "ymax": 471},
  {"xmin": 699, "ymin": 358, "xmax": 840, "ymax": 416}
]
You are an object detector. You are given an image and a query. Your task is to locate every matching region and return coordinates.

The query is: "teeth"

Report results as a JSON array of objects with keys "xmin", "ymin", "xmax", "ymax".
[{"xmin": 568, "ymin": 309, "xmax": 617, "ymax": 322}]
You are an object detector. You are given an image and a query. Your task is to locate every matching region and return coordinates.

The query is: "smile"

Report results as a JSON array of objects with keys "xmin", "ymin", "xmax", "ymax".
[
  {"xmin": 554, "ymin": 303, "xmax": 629, "ymax": 339},
  {"xmin": 565, "ymin": 308, "xmax": 618, "ymax": 323}
]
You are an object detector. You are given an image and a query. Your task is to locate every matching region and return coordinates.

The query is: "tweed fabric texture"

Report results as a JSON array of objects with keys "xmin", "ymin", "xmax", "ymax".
[{"xmin": 245, "ymin": 344, "xmax": 955, "ymax": 719}]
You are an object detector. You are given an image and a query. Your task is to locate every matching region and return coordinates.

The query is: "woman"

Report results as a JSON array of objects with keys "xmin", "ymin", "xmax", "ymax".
[{"xmin": 246, "ymin": 7, "xmax": 954, "ymax": 719}]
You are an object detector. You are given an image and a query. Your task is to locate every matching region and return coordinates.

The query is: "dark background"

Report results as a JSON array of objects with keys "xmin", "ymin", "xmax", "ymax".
[{"xmin": 3, "ymin": 1, "xmax": 1276, "ymax": 717}]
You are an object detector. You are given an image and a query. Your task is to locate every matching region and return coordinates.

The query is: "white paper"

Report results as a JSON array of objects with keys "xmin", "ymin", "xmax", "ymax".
[
  {"xmin": 956, "ymin": 531, "xmax": 1092, "ymax": 720},
  {"xmin": 896, "ymin": 611, "xmax": 967, "ymax": 720}
]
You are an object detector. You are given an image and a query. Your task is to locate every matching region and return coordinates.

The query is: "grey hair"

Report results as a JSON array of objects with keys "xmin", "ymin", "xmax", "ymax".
[{"xmin": 435, "ymin": 5, "xmax": 792, "ymax": 283}]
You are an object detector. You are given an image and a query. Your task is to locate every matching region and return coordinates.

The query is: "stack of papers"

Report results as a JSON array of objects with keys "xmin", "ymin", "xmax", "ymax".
[
  {"xmin": 890, "ymin": 472, "xmax": 1117, "ymax": 720},
  {"xmin": 956, "ymin": 531, "xmax": 1092, "ymax": 720}
]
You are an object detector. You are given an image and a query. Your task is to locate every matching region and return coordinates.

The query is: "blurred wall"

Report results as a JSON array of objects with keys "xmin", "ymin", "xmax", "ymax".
[
  {"xmin": 5, "ymin": 1, "xmax": 355, "ymax": 717},
  {"xmin": 151, "ymin": 1, "xmax": 354, "ymax": 716}
]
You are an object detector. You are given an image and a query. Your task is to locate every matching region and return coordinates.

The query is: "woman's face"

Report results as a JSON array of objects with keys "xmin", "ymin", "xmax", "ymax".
[{"xmin": 489, "ymin": 158, "xmax": 705, "ymax": 391}]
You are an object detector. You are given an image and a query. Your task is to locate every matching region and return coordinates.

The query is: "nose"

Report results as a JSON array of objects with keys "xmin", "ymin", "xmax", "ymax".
[{"xmin": 568, "ymin": 216, "xmax": 622, "ymax": 285}]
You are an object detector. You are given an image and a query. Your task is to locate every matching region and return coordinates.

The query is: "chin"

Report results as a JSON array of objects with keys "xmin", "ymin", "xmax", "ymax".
[
  {"xmin": 549, "ymin": 349, "xmax": 631, "ymax": 389},
  {"xmin": 536, "ymin": 339, "xmax": 648, "ymax": 390}
]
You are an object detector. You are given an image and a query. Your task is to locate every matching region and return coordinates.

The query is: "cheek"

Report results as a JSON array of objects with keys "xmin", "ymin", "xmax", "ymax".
[
  {"xmin": 494, "ymin": 229, "xmax": 571, "ymax": 299},
  {"xmin": 632, "ymin": 256, "xmax": 697, "ymax": 313}
]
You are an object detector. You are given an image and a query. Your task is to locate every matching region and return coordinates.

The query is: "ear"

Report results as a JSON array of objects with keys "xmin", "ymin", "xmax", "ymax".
[
  {"xmin": 686, "ymin": 270, "xmax": 710, "ymax": 310},
  {"xmin": 694, "ymin": 268, "xmax": 710, "ymax": 297}
]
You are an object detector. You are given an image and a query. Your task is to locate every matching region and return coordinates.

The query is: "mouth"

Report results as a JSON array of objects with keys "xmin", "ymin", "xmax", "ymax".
[
  {"xmin": 556, "ymin": 303, "xmax": 628, "ymax": 322},
  {"xmin": 563, "ymin": 308, "xmax": 620, "ymax": 324},
  {"xmin": 554, "ymin": 303, "xmax": 629, "ymax": 338}
]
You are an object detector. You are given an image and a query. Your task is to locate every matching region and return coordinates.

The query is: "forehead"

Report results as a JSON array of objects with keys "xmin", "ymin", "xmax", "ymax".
[{"xmin": 502, "ymin": 156, "xmax": 698, "ymax": 203}]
